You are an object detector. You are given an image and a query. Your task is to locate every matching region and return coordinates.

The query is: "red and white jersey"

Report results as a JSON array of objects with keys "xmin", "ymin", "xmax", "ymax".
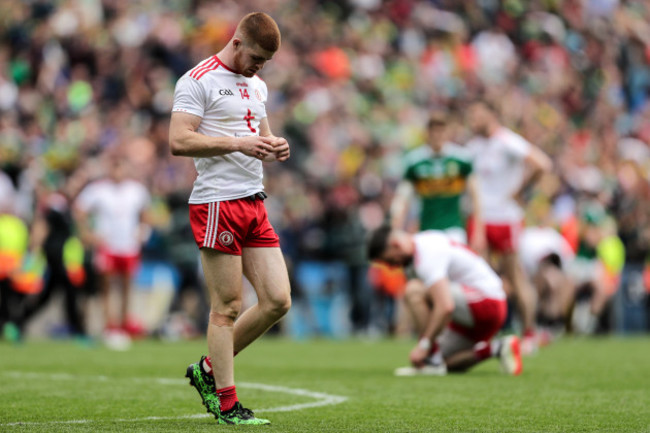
[
  {"xmin": 467, "ymin": 127, "xmax": 531, "ymax": 223},
  {"xmin": 76, "ymin": 179, "xmax": 150, "ymax": 255},
  {"xmin": 413, "ymin": 231, "xmax": 505, "ymax": 300},
  {"xmin": 172, "ymin": 55, "xmax": 269, "ymax": 203},
  {"xmin": 518, "ymin": 226, "xmax": 575, "ymax": 275}
]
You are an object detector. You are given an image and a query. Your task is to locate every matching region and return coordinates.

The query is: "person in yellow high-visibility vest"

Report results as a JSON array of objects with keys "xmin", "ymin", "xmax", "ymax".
[{"xmin": 0, "ymin": 213, "xmax": 29, "ymax": 341}]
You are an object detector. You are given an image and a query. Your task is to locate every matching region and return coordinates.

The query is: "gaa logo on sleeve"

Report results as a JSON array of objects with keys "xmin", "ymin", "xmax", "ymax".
[{"xmin": 218, "ymin": 231, "xmax": 234, "ymax": 246}]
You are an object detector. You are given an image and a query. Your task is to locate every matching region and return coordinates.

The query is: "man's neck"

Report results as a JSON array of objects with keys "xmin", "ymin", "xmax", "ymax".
[
  {"xmin": 487, "ymin": 122, "xmax": 501, "ymax": 138},
  {"xmin": 429, "ymin": 143, "xmax": 444, "ymax": 154},
  {"xmin": 216, "ymin": 44, "xmax": 239, "ymax": 73}
]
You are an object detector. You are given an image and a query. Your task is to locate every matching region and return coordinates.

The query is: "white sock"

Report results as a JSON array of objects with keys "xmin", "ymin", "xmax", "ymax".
[
  {"xmin": 490, "ymin": 340, "xmax": 502, "ymax": 357},
  {"xmin": 427, "ymin": 350, "xmax": 444, "ymax": 366}
]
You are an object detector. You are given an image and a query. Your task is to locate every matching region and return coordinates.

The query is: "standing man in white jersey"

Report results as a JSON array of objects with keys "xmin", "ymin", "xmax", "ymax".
[
  {"xmin": 465, "ymin": 101, "xmax": 552, "ymax": 353},
  {"xmin": 169, "ymin": 12, "xmax": 290, "ymax": 426},
  {"xmin": 75, "ymin": 155, "xmax": 151, "ymax": 340},
  {"xmin": 368, "ymin": 226, "xmax": 522, "ymax": 376}
]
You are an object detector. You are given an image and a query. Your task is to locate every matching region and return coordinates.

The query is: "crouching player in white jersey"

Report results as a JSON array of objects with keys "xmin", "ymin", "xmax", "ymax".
[
  {"xmin": 518, "ymin": 226, "xmax": 575, "ymax": 339},
  {"xmin": 169, "ymin": 13, "xmax": 291, "ymax": 425},
  {"xmin": 367, "ymin": 226, "xmax": 522, "ymax": 376}
]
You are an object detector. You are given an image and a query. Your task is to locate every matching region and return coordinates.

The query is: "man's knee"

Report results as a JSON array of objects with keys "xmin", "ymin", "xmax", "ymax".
[
  {"xmin": 261, "ymin": 292, "xmax": 291, "ymax": 319},
  {"xmin": 209, "ymin": 300, "xmax": 242, "ymax": 327}
]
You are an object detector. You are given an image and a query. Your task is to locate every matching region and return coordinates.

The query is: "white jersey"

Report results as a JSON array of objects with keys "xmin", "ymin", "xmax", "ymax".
[
  {"xmin": 172, "ymin": 55, "xmax": 269, "ymax": 203},
  {"xmin": 518, "ymin": 227, "xmax": 575, "ymax": 275},
  {"xmin": 468, "ymin": 127, "xmax": 531, "ymax": 223},
  {"xmin": 413, "ymin": 231, "xmax": 504, "ymax": 300},
  {"xmin": 76, "ymin": 179, "xmax": 150, "ymax": 255}
]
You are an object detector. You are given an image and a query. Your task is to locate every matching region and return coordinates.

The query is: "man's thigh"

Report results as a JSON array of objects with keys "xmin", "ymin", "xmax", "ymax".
[
  {"xmin": 241, "ymin": 247, "xmax": 290, "ymax": 302},
  {"xmin": 200, "ymin": 248, "xmax": 243, "ymax": 304},
  {"xmin": 438, "ymin": 327, "xmax": 475, "ymax": 359},
  {"xmin": 449, "ymin": 283, "xmax": 474, "ymax": 327}
]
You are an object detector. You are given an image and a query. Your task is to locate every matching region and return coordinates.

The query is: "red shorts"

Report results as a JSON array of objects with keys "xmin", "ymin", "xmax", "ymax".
[
  {"xmin": 189, "ymin": 197, "xmax": 280, "ymax": 256},
  {"xmin": 467, "ymin": 217, "xmax": 522, "ymax": 254},
  {"xmin": 449, "ymin": 294, "xmax": 507, "ymax": 343},
  {"xmin": 95, "ymin": 249, "xmax": 140, "ymax": 275}
]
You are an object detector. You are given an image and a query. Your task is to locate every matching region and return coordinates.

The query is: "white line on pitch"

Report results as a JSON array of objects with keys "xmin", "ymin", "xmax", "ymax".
[
  {"xmin": 1, "ymin": 371, "xmax": 348, "ymax": 427},
  {"xmin": 240, "ymin": 382, "xmax": 348, "ymax": 413}
]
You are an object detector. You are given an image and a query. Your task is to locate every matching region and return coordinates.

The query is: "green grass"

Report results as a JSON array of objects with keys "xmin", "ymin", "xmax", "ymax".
[{"xmin": 1, "ymin": 336, "xmax": 649, "ymax": 432}]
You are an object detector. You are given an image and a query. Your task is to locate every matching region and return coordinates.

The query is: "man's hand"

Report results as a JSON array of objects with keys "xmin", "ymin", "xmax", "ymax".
[
  {"xmin": 237, "ymin": 136, "xmax": 276, "ymax": 160},
  {"xmin": 271, "ymin": 136, "xmax": 290, "ymax": 162},
  {"xmin": 409, "ymin": 345, "xmax": 429, "ymax": 368},
  {"xmin": 260, "ymin": 136, "xmax": 290, "ymax": 162},
  {"xmin": 511, "ymin": 190, "xmax": 528, "ymax": 208}
]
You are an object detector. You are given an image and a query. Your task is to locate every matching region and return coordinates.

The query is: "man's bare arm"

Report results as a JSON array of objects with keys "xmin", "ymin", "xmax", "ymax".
[
  {"xmin": 467, "ymin": 175, "xmax": 486, "ymax": 255},
  {"xmin": 420, "ymin": 278, "xmax": 455, "ymax": 343},
  {"xmin": 409, "ymin": 277, "xmax": 455, "ymax": 366},
  {"xmin": 514, "ymin": 146, "xmax": 553, "ymax": 202},
  {"xmin": 169, "ymin": 112, "xmax": 275, "ymax": 159},
  {"xmin": 389, "ymin": 181, "xmax": 414, "ymax": 230}
]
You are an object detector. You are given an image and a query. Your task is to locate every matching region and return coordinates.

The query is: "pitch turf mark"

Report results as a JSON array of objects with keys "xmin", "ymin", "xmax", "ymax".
[{"xmin": 0, "ymin": 371, "xmax": 348, "ymax": 427}]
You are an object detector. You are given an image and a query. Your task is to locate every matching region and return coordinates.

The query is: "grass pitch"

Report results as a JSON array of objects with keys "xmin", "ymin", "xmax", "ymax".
[{"xmin": 1, "ymin": 336, "xmax": 648, "ymax": 432}]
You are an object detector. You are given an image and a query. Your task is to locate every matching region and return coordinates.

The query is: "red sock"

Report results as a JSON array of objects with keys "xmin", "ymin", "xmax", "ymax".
[
  {"xmin": 523, "ymin": 329, "xmax": 536, "ymax": 339},
  {"xmin": 217, "ymin": 385, "xmax": 238, "ymax": 412}
]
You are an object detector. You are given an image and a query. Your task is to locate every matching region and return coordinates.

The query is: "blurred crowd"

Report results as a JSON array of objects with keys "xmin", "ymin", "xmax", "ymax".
[{"xmin": 1, "ymin": 0, "xmax": 649, "ymax": 340}]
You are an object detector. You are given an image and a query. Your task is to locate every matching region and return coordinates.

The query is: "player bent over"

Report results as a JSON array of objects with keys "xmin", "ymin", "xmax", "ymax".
[
  {"xmin": 518, "ymin": 226, "xmax": 575, "ymax": 340},
  {"xmin": 367, "ymin": 226, "xmax": 522, "ymax": 376},
  {"xmin": 169, "ymin": 13, "xmax": 291, "ymax": 425}
]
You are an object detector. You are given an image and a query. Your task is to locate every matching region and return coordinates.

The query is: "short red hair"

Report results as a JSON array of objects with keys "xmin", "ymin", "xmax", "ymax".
[{"xmin": 236, "ymin": 12, "xmax": 281, "ymax": 52}]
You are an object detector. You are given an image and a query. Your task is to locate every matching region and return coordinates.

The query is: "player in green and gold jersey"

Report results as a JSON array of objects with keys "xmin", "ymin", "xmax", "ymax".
[{"xmin": 391, "ymin": 111, "xmax": 484, "ymax": 251}]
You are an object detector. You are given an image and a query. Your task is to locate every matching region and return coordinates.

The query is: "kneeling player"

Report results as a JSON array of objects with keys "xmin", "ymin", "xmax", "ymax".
[
  {"xmin": 518, "ymin": 226, "xmax": 575, "ymax": 338},
  {"xmin": 367, "ymin": 226, "xmax": 522, "ymax": 376}
]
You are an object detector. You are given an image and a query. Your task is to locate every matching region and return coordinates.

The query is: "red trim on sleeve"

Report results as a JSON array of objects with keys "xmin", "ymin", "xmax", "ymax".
[{"xmin": 189, "ymin": 55, "xmax": 218, "ymax": 79}]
